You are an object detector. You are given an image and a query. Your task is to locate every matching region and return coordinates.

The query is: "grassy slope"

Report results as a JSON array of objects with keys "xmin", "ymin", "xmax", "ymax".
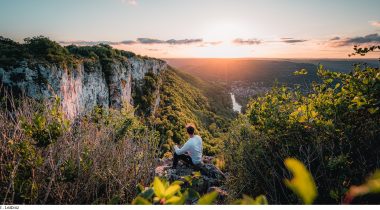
[
  {"xmin": 151, "ymin": 67, "xmax": 233, "ymax": 156},
  {"xmin": 173, "ymin": 68, "xmax": 235, "ymax": 119}
]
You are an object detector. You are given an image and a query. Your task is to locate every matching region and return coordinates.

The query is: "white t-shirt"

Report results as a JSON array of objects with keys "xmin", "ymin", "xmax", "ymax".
[{"xmin": 174, "ymin": 135, "xmax": 203, "ymax": 164}]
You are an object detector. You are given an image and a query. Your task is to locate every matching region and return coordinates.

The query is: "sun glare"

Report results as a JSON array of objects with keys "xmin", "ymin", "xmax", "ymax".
[
  {"xmin": 203, "ymin": 21, "xmax": 249, "ymax": 41},
  {"xmin": 194, "ymin": 43, "xmax": 253, "ymax": 58}
]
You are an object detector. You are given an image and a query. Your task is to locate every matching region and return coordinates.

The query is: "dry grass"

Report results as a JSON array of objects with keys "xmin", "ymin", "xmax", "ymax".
[{"xmin": 0, "ymin": 90, "xmax": 159, "ymax": 204}]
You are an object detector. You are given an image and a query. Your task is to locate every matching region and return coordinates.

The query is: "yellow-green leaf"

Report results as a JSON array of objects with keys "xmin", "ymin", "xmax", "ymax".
[
  {"xmin": 193, "ymin": 171, "xmax": 201, "ymax": 178},
  {"xmin": 165, "ymin": 184, "xmax": 180, "ymax": 199},
  {"xmin": 165, "ymin": 196, "xmax": 181, "ymax": 204},
  {"xmin": 284, "ymin": 158, "xmax": 317, "ymax": 204},
  {"xmin": 167, "ymin": 191, "xmax": 188, "ymax": 205},
  {"xmin": 368, "ymin": 107, "xmax": 379, "ymax": 114},
  {"xmin": 233, "ymin": 194, "xmax": 268, "ymax": 205},
  {"xmin": 153, "ymin": 177, "xmax": 166, "ymax": 198},
  {"xmin": 132, "ymin": 196, "xmax": 151, "ymax": 205},
  {"xmin": 252, "ymin": 195, "xmax": 268, "ymax": 204},
  {"xmin": 197, "ymin": 191, "xmax": 218, "ymax": 205},
  {"xmin": 171, "ymin": 180, "xmax": 184, "ymax": 186},
  {"xmin": 293, "ymin": 69, "xmax": 308, "ymax": 75}
]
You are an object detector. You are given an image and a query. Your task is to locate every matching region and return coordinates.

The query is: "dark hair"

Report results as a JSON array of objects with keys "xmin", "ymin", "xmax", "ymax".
[{"xmin": 186, "ymin": 126, "xmax": 195, "ymax": 135}]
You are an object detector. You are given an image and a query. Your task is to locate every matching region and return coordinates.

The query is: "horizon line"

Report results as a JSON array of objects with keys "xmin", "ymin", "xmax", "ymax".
[{"xmin": 161, "ymin": 57, "xmax": 380, "ymax": 60}]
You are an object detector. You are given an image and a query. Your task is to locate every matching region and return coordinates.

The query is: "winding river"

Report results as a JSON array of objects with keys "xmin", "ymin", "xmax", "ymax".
[{"xmin": 230, "ymin": 93, "xmax": 242, "ymax": 113}]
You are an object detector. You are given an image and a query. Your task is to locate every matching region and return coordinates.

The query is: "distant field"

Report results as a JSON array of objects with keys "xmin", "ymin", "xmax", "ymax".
[{"xmin": 166, "ymin": 58, "xmax": 379, "ymax": 85}]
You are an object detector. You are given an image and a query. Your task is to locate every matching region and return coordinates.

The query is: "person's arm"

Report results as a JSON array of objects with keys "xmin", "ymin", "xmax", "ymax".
[{"xmin": 174, "ymin": 140, "xmax": 192, "ymax": 155}]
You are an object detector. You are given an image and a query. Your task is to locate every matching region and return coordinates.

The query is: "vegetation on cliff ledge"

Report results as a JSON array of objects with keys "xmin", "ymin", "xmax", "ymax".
[{"xmin": 0, "ymin": 36, "xmax": 160, "ymax": 70}]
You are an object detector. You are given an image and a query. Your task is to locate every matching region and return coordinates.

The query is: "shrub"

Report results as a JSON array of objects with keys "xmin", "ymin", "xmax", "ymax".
[
  {"xmin": 224, "ymin": 63, "xmax": 380, "ymax": 204},
  {"xmin": 24, "ymin": 36, "xmax": 74, "ymax": 66}
]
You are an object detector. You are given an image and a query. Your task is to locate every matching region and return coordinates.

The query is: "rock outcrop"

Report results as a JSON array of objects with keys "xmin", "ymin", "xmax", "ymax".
[
  {"xmin": 155, "ymin": 156, "xmax": 226, "ymax": 195},
  {"xmin": 0, "ymin": 57, "xmax": 167, "ymax": 118}
]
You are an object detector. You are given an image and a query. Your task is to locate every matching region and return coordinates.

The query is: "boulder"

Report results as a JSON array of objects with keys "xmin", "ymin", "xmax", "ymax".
[{"xmin": 154, "ymin": 156, "xmax": 225, "ymax": 194}]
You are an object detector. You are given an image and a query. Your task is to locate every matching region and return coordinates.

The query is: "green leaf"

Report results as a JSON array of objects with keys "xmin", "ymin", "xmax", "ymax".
[
  {"xmin": 132, "ymin": 196, "xmax": 151, "ymax": 205},
  {"xmin": 171, "ymin": 180, "xmax": 184, "ymax": 185},
  {"xmin": 182, "ymin": 175, "xmax": 193, "ymax": 185},
  {"xmin": 153, "ymin": 177, "xmax": 166, "ymax": 198},
  {"xmin": 164, "ymin": 184, "xmax": 180, "ymax": 199},
  {"xmin": 136, "ymin": 183, "xmax": 145, "ymax": 194},
  {"xmin": 325, "ymin": 78, "xmax": 333, "ymax": 84},
  {"xmin": 284, "ymin": 158, "xmax": 317, "ymax": 204},
  {"xmin": 197, "ymin": 191, "xmax": 218, "ymax": 205},
  {"xmin": 193, "ymin": 171, "xmax": 202, "ymax": 177},
  {"xmin": 187, "ymin": 188, "xmax": 201, "ymax": 201},
  {"xmin": 140, "ymin": 188, "xmax": 154, "ymax": 200}
]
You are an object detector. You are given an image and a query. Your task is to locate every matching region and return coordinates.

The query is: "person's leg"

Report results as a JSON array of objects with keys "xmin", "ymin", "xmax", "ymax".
[
  {"xmin": 180, "ymin": 154, "xmax": 194, "ymax": 167},
  {"xmin": 173, "ymin": 153, "xmax": 194, "ymax": 168},
  {"xmin": 173, "ymin": 152, "xmax": 180, "ymax": 168}
]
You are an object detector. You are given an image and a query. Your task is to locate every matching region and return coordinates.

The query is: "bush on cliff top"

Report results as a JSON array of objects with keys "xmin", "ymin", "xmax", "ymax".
[{"xmin": 0, "ymin": 36, "xmax": 139, "ymax": 69}]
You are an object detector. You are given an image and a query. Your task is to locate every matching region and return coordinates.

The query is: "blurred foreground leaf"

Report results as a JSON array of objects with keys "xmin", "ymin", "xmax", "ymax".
[
  {"xmin": 284, "ymin": 158, "xmax": 317, "ymax": 204},
  {"xmin": 233, "ymin": 195, "xmax": 268, "ymax": 205},
  {"xmin": 344, "ymin": 170, "xmax": 380, "ymax": 204},
  {"xmin": 197, "ymin": 191, "xmax": 218, "ymax": 205}
]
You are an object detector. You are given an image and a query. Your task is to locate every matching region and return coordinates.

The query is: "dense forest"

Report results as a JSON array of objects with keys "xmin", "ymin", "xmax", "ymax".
[{"xmin": 0, "ymin": 37, "xmax": 379, "ymax": 204}]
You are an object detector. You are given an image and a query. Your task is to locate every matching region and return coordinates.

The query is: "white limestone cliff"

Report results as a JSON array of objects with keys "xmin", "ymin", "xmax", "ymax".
[{"xmin": 0, "ymin": 57, "xmax": 167, "ymax": 118}]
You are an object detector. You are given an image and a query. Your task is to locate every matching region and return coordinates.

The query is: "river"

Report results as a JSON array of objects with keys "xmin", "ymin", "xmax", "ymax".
[{"xmin": 230, "ymin": 93, "xmax": 242, "ymax": 113}]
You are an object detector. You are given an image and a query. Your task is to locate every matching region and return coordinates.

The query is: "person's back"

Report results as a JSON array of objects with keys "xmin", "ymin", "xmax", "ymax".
[
  {"xmin": 172, "ymin": 124, "xmax": 203, "ymax": 168},
  {"xmin": 185, "ymin": 134, "xmax": 203, "ymax": 164}
]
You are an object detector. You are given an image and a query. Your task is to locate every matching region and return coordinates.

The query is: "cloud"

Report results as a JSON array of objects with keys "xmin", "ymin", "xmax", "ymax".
[
  {"xmin": 166, "ymin": 38, "xmax": 203, "ymax": 45},
  {"xmin": 280, "ymin": 38, "xmax": 308, "ymax": 43},
  {"xmin": 329, "ymin": 37, "xmax": 340, "ymax": 41},
  {"xmin": 370, "ymin": 21, "xmax": 380, "ymax": 27},
  {"xmin": 137, "ymin": 38, "xmax": 203, "ymax": 45},
  {"xmin": 120, "ymin": 40, "xmax": 137, "ymax": 44},
  {"xmin": 328, "ymin": 33, "xmax": 380, "ymax": 47},
  {"xmin": 232, "ymin": 37, "xmax": 307, "ymax": 45},
  {"xmin": 137, "ymin": 38, "xmax": 165, "ymax": 44},
  {"xmin": 233, "ymin": 38, "xmax": 262, "ymax": 45},
  {"xmin": 60, "ymin": 38, "xmax": 204, "ymax": 46},
  {"xmin": 59, "ymin": 40, "xmax": 123, "ymax": 45}
]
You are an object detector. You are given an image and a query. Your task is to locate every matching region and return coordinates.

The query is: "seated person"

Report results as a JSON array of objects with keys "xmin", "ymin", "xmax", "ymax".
[{"xmin": 172, "ymin": 123, "xmax": 203, "ymax": 169}]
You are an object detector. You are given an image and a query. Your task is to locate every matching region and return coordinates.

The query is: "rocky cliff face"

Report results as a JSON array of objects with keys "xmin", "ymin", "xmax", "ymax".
[{"xmin": 0, "ymin": 57, "xmax": 167, "ymax": 118}]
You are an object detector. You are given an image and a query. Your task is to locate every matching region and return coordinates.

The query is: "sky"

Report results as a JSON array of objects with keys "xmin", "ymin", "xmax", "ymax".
[{"xmin": 1, "ymin": 0, "xmax": 380, "ymax": 58}]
